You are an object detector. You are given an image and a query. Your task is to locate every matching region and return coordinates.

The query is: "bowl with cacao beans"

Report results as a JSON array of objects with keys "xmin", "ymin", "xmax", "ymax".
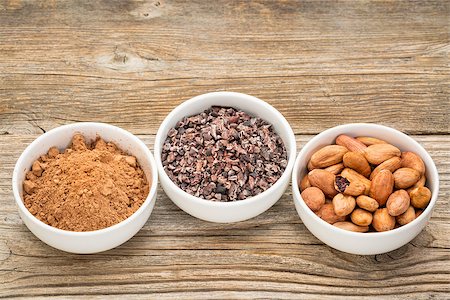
[
  {"xmin": 155, "ymin": 92, "xmax": 297, "ymax": 223},
  {"xmin": 292, "ymin": 123, "xmax": 439, "ymax": 255}
]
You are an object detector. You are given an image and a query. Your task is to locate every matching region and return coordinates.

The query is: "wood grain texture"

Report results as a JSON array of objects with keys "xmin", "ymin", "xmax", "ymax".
[
  {"xmin": 0, "ymin": 0, "xmax": 449, "ymax": 298},
  {"xmin": 0, "ymin": 0, "xmax": 449, "ymax": 135},
  {"xmin": 0, "ymin": 135, "xmax": 449, "ymax": 298}
]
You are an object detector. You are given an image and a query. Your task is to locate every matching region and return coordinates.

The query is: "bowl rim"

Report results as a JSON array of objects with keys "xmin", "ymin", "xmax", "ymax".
[
  {"xmin": 154, "ymin": 91, "xmax": 297, "ymax": 207},
  {"xmin": 292, "ymin": 123, "xmax": 440, "ymax": 237},
  {"xmin": 12, "ymin": 122, "xmax": 159, "ymax": 236}
]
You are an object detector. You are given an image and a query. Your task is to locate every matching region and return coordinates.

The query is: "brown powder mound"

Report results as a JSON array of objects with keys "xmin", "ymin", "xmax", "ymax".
[{"xmin": 23, "ymin": 134, "xmax": 150, "ymax": 232}]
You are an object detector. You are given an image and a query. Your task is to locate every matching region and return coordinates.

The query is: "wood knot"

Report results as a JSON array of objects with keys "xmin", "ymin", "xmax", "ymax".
[
  {"xmin": 130, "ymin": 0, "xmax": 166, "ymax": 19},
  {"xmin": 97, "ymin": 46, "xmax": 166, "ymax": 72},
  {"xmin": 113, "ymin": 52, "xmax": 129, "ymax": 64}
]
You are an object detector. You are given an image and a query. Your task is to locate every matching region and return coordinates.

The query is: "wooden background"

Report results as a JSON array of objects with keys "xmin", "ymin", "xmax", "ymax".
[{"xmin": 0, "ymin": 0, "xmax": 449, "ymax": 298}]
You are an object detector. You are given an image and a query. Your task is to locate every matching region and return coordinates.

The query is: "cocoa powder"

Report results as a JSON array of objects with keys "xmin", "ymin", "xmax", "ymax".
[{"xmin": 23, "ymin": 134, "xmax": 150, "ymax": 232}]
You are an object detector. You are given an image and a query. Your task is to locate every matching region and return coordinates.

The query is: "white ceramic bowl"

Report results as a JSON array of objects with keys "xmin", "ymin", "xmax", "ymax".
[
  {"xmin": 12, "ymin": 122, "xmax": 158, "ymax": 254},
  {"xmin": 155, "ymin": 92, "xmax": 296, "ymax": 223},
  {"xmin": 292, "ymin": 123, "xmax": 439, "ymax": 255}
]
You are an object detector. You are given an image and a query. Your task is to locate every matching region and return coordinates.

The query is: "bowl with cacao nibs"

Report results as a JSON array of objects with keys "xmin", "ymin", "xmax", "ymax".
[
  {"xmin": 292, "ymin": 123, "xmax": 439, "ymax": 255},
  {"xmin": 155, "ymin": 92, "xmax": 296, "ymax": 223}
]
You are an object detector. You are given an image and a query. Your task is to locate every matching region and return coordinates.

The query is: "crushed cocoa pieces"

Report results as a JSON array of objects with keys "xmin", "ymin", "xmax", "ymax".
[
  {"xmin": 23, "ymin": 134, "xmax": 150, "ymax": 232},
  {"xmin": 161, "ymin": 106, "xmax": 288, "ymax": 201}
]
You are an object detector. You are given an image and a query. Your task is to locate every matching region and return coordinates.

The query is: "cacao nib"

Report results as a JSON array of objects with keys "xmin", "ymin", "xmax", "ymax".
[{"xmin": 335, "ymin": 175, "xmax": 350, "ymax": 193}]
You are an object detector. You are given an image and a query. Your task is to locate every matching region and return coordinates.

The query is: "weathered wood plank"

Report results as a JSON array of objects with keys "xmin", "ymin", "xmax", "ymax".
[
  {"xmin": 0, "ymin": 134, "xmax": 448, "ymax": 298},
  {"xmin": 0, "ymin": 0, "xmax": 448, "ymax": 134},
  {"xmin": 0, "ymin": 73, "xmax": 449, "ymax": 135}
]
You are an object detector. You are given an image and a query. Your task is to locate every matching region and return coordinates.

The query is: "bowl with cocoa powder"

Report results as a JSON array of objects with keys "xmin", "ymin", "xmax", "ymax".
[
  {"xmin": 12, "ymin": 123, "xmax": 158, "ymax": 254},
  {"xmin": 154, "ymin": 92, "xmax": 297, "ymax": 223},
  {"xmin": 292, "ymin": 123, "xmax": 439, "ymax": 255}
]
